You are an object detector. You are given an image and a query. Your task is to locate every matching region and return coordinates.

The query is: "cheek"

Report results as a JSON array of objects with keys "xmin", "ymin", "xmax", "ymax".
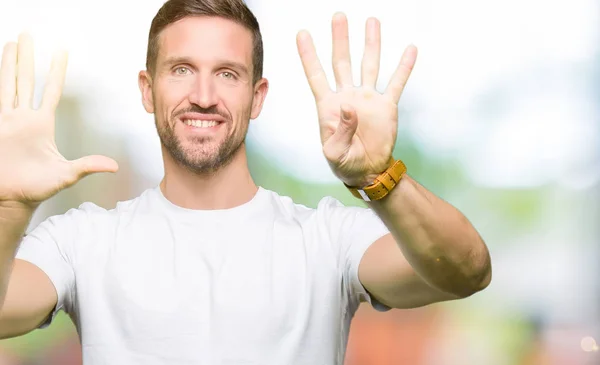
[
  {"xmin": 155, "ymin": 81, "xmax": 191, "ymax": 118},
  {"xmin": 218, "ymin": 86, "xmax": 254, "ymax": 115}
]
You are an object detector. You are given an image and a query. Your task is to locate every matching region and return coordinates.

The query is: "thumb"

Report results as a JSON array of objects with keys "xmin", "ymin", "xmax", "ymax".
[
  {"xmin": 69, "ymin": 155, "xmax": 119, "ymax": 181},
  {"xmin": 330, "ymin": 104, "xmax": 358, "ymax": 147}
]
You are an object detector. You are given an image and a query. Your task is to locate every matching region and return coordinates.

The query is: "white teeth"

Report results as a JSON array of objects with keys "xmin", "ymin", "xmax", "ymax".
[{"xmin": 184, "ymin": 120, "xmax": 219, "ymax": 128}]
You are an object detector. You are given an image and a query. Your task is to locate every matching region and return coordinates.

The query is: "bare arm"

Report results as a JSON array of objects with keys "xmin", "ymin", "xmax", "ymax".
[
  {"xmin": 359, "ymin": 175, "xmax": 491, "ymax": 309},
  {"xmin": 0, "ymin": 203, "xmax": 58, "ymax": 339},
  {"xmin": 0, "ymin": 34, "xmax": 117, "ymax": 339}
]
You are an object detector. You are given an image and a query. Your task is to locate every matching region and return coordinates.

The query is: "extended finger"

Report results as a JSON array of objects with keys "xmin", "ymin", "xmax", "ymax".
[
  {"xmin": 331, "ymin": 12, "xmax": 353, "ymax": 90},
  {"xmin": 296, "ymin": 30, "xmax": 331, "ymax": 101},
  {"xmin": 384, "ymin": 44, "xmax": 417, "ymax": 104},
  {"xmin": 361, "ymin": 18, "xmax": 381, "ymax": 88},
  {"xmin": 68, "ymin": 155, "xmax": 119, "ymax": 185},
  {"xmin": 16, "ymin": 33, "xmax": 35, "ymax": 109},
  {"xmin": 0, "ymin": 42, "xmax": 18, "ymax": 113},
  {"xmin": 40, "ymin": 50, "xmax": 68, "ymax": 112}
]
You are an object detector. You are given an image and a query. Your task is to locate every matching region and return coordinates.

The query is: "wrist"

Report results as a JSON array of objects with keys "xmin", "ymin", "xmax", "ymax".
[
  {"xmin": 344, "ymin": 159, "xmax": 407, "ymax": 202},
  {"xmin": 0, "ymin": 201, "xmax": 36, "ymax": 253},
  {"xmin": 344, "ymin": 173, "xmax": 379, "ymax": 189},
  {"xmin": 0, "ymin": 200, "xmax": 38, "ymax": 222},
  {"xmin": 342, "ymin": 157, "xmax": 396, "ymax": 188}
]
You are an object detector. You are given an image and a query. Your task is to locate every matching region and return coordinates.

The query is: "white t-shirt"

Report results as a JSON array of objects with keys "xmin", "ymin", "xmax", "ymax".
[{"xmin": 15, "ymin": 186, "xmax": 390, "ymax": 365}]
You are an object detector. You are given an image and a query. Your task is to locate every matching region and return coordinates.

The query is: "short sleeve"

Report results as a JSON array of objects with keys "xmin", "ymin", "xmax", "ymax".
[
  {"xmin": 317, "ymin": 197, "xmax": 391, "ymax": 314},
  {"xmin": 15, "ymin": 207, "xmax": 85, "ymax": 328}
]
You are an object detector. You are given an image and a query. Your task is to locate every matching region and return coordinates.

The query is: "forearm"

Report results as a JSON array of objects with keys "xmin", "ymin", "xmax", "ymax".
[
  {"xmin": 0, "ymin": 202, "xmax": 35, "ymax": 312},
  {"xmin": 368, "ymin": 174, "xmax": 491, "ymax": 297}
]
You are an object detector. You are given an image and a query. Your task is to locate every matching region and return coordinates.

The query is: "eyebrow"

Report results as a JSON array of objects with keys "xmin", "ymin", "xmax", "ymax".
[
  {"xmin": 162, "ymin": 56, "xmax": 250, "ymax": 76},
  {"xmin": 162, "ymin": 56, "xmax": 194, "ymax": 69}
]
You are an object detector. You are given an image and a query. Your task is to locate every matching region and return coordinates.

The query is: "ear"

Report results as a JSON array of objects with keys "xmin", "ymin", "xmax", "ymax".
[
  {"xmin": 250, "ymin": 77, "xmax": 269, "ymax": 120},
  {"xmin": 138, "ymin": 70, "xmax": 154, "ymax": 113}
]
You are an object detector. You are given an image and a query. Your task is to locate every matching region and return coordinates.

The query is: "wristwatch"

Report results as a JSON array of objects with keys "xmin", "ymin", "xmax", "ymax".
[{"xmin": 344, "ymin": 159, "xmax": 407, "ymax": 201}]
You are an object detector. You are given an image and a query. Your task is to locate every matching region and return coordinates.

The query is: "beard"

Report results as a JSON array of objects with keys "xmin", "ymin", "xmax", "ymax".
[{"xmin": 155, "ymin": 104, "xmax": 250, "ymax": 175}]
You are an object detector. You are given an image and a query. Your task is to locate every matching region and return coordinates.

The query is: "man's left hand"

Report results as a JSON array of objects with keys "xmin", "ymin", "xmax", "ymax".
[{"xmin": 296, "ymin": 13, "xmax": 417, "ymax": 188}]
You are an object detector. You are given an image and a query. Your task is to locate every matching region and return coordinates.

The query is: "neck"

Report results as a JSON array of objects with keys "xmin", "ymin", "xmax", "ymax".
[{"xmin": 160, "ymin": 144, "xmax": 257, "ymax": 210}]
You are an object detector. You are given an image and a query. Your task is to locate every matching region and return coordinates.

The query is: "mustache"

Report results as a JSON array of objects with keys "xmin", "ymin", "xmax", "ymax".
[{"xmin": 173, "ymin": 105, "xmax": 230, "ymax": 121}]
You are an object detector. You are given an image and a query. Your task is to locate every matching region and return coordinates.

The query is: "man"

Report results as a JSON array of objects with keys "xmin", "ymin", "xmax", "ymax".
[{"xmin": 0, "ymin": 0, "xmax": 491, "ymax": 363}]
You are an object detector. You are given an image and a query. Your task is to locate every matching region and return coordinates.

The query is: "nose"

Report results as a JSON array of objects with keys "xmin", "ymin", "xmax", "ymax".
[{"xmin": 188, "ymin": 73, "xmax": 219, "ymax": 108}]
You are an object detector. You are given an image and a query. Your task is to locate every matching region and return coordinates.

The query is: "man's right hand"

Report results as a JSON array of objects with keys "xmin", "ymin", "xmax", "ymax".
[{"xmin": 0, "ymin": 33, "xmax": 118, "ymax": 208}]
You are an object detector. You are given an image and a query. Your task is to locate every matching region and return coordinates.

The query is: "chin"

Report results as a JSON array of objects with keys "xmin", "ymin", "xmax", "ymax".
[{"xmin": 178, "ymin": 147, "xmax": 234, "ymax": 173}]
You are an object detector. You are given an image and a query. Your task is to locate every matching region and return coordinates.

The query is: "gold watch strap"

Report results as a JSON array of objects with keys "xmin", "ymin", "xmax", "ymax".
[{"xmin": 345, "ymin": 159, "xmax": 407, "ymax": 201}]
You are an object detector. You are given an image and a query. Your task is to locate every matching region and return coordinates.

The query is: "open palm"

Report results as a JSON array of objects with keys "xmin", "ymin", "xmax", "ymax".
[
  {"xmin": 0, "ymin": 34, "xmax": 118, "ymax": 206},
  {"xmin": 296, "ymin": 13, "xmax": 416, "ymax": 187}
]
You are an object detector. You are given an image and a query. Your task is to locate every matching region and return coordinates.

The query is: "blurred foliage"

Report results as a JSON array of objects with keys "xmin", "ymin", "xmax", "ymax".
[
  {"xmin": 471, "ymin": 188, "xmax": 548, "ymax": 228},
  {"xmin": 1, "ymin": 313, "xmax": 76, "ymax": 358}
]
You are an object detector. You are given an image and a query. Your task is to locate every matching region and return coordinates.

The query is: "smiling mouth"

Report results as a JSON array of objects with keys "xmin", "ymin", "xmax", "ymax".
[{"xmin": 182, "ymin": 119, "xmax": 222, "ymax": 128}]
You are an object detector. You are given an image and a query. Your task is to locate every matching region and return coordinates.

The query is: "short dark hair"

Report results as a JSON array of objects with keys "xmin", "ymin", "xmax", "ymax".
[{"xmin": 146, "ymin": 0, "xmax": 263, "ymax": 83}]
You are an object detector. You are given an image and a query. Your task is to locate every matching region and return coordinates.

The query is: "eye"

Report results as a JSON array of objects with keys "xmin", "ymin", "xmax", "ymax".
[
  {"xmin": 220, "ymin": 71, "xmax": 236, "ymax": 80},
  {"xmin": 174, "ymin": 67, "xmax": 190, "ymax": 75}
]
